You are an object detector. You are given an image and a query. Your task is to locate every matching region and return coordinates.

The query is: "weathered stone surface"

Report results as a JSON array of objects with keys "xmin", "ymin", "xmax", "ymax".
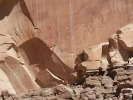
[
  {"xmin": 75, "ymin": 61, "xmax": 102, "ymax": 79},
  {"xmin": 120, "ymin": 88, "xmax": 133, "ymax": 100},
  {"xmin": 101, "ymin": 44, "xmax": 110, "ymax": 71},
  {"xmin": 83, "ymin": 42, "xmax": 108, "ymax": 61},
  {"xmin": 101, "ymin": 76, "xmax": 113, "ymax": 87},
  {"xmin": 75, "ymin": 42, "xmax": 110, "ymax": 72},
  {"xmin": 24, "ymin": 0, "xmax": 133, "ymax": 69},
  {"xmin": 0, "ymin": 0, "xmax": 133, "ymax": 96},
  {"xmin": 107, "ymin": 24, "xmax": 133, "ymax": 68},
  {"xmin": 35, "ymin": 69, "xmax": 66, "ymax": 88},
  {"xmin": 118, "ymin": 24, "xmax": 133, "ymax": 48},
  {"xmin": 128, "ymin": 57, "xmax": 133, "ymax": 66},
  {"xmin": 109, "ymin": 51, "xmax": 128, "ymax": 67},
  {"xmin": 79, "ymin": 61, "xmax": 102, "ymax": 71},
  {"xmin": 108, "ymin": 34, "xmax": 128, "ymax": 67},
  {"xmin": 84, "ymin": 76, "xmax": 101, "ymax": 87}
]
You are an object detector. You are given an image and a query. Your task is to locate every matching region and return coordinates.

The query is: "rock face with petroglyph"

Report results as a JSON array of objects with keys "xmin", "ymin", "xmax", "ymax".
[{"xmin": 0, "ymin": 0, "xmax": 133, "ymax": 95}]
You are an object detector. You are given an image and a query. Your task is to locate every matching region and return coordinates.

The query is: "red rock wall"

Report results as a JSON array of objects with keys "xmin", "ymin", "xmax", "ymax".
[
  {"xmin": 0, "ymin": 0, "xmax": 133, "ymax": 94},
  {"xmin": 24, "ymin": 0, "xmax": 133, "ymax": 68}
]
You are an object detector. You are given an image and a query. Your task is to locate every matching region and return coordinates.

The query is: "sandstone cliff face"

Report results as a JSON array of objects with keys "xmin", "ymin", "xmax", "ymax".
[
  {"xmin": 24, "ymin": 0, "xmax": 133, "ymax": 68},
  {"xmin": 0, "ymin": 0, "xmax": 133, "ymax": 94}
]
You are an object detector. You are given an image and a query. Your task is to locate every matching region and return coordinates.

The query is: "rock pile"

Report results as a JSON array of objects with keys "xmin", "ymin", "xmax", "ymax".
[
  {"xmin": 2, "ymin": 66, "xmax": 133, "ymax": 100},
  {"xmin": 80, "ymin": 66, "xmax": 133, "ymax": 100},
  {"xmin": 0, "ymin": 85, "xmax": 75, "ymax": 100}
]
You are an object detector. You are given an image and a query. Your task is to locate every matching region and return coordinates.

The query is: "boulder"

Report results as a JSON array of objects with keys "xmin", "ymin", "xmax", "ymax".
[
  {"xmin": 118, "ymin": 24, "xmax": 133, "ymax": 49},
  {"xmin": 128, "ymin": 57, "xmax": 133, "ymax": 66},
  {"xmin": 107, "ymin": 24, "xmax": 133, "ymax": 68},
  {"xmin": 75, "ymin": 61, "xmax": 102, "ymax": 79},
  {"xmin": 101, "ymin": 44, "xmax": 110, "ymax": 71},
  {"xmin": 82, "ymin": 42, "xmax": 108, "ymax": 61},
  {"xmin": 109, "ymin": 51, "xmax": 128, "ymax": 67},
  {"xmin": 54, "ymin": 85, "xmax": 74, "ymax": 99},
  {"xmin": 35, "ymin": 69, "xmax": 66, "ymax": 88},
  {"xmin": 101, "ymin": 76, "xmax": 113, "ymax": 88},
  {"xmin": 75, "ymin": 42, "xmax": 110, "ymax": 71},
  {"xmin": 108, "ymin": 27, "xmax": 130, "ymax": 67},
  {"xmin": 121, "ymin": 88, "xmax": 133, "ymax": 100},
  {"xmin": 84, "ymin": 78, "xmax": 101, "ymax": 87},
  {"xmin": 76, "ymin": 61, "xmax": 102, "ymax": 72}
]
